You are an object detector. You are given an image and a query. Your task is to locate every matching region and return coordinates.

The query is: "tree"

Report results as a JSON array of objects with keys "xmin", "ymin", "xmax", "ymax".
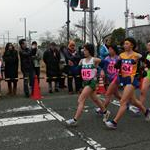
[
  {"xmin": 56, "ymin": 26, "xmax": 81, "ymax": 45},
  {"xmin": 39, "ymin": 31, "xmax": 55, "ymax": 50},
  {"xmin": 111, "ymin": 28, "xmax": 125, "ymax": 45},
  {"xmin": 77, "ymin": 15, "xmax": 114, "ymax": 48}
]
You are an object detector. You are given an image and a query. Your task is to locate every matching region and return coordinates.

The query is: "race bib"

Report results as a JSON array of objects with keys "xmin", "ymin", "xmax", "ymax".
[
  {"xmin": 121, "ymin": 63, "xmax": 133, "ymax": 75},
  {"xmin": 81, "ymin": 69, "xmax": 93, "ymax": 80},
  {"xmin": 107, "ymin": 61, "xmax": 118, "ymax": 74}
]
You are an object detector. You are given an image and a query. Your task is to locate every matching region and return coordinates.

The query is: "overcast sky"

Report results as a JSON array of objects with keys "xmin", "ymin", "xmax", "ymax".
[{"xmin": 0, "ymin": 0, "xmax": 150, "ymax": 44}]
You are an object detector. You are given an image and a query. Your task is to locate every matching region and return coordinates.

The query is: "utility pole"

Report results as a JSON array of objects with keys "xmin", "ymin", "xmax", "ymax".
[
  {"xmin": 20, "ymin": 18, "xmax": 27, "ymax": 40},
  {"xmin": 89, "ymin": 0, "xmax": 94, "ymax": 44},
  {"xmin": 24, "ymin": 18, "xmax": 27, "ymax": 40},
  {"xmin": 125, "ymin": 0, "xmax": 129, "ymax": 37},
  {"xmin": 66, "ymin": 0, "xmax": 70, "ymax": 45},
  {"xmin": 84, "ymin": 10, "xmax": 86, "ymax": 44},
  {"xmin": 7, "ymin": 31, "xmax": 10, "ymax": 43},
  {"xmin": 2, "ymin": 35, "xmax": 5, "ymax": 47}
]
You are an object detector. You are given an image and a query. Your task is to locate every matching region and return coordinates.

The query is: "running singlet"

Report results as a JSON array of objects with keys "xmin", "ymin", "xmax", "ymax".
[
  {"xmin": 120, "ymin": 52, "xmax": 139, "ymax": 77},
  {"xmin": 146, "ymin": 54, "xmax": 150, "ymax": 80},
  {"xmin": 146, "ymin": 54, "xmax": 150, "ymax": 61},
  {"xmin": 104, "ymin": 56, "xmax": 119, "ymax": 81},
  {"xmin": 81, "ymin": 58, "xmax": 97, "ymax": 81}
]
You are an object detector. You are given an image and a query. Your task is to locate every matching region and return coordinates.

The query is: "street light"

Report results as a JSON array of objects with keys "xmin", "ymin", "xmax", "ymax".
[
  {"xmin": 71, "ymin": 1, "xmax": 100, "ymax": 44},
  {"xmin": 124, "ymin": 0, "xmax": 129, "ymax": 37},
  {"xmin": 20, "ymin": 18, "xmax": 27, "ymax": 40},
  {"xmin": 64, "ymin": 0, "xmax": 70, "ymax": 45}
]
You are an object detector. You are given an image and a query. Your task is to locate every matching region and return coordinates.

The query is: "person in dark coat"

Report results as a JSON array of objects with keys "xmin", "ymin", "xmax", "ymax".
[
  {"xmin": 64, "ymin": 41, "xmax": 82, "ymax": 94},
  {"xmin": 59, "ymin": 45, "xmax": 67, "ymax": 89},
  {"xmin": 3, "ymin": 43, "xmax": 19, "ymax": 95},
  {"xmin": 43, "ymin": 42, "xmax": 60, "ymax": 93},
  {"xmin": 19, "ymin": 39, "xmax": 34, "ymax": 97}
]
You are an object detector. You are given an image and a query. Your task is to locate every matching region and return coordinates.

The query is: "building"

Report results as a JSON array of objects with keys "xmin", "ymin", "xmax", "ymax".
[{"xmin": 128, "ymin": 25, "xmax": 150, "ymax": 44}]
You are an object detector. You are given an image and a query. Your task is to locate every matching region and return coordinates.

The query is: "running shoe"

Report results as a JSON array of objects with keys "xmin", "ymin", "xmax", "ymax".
[
  {"xmin": 103, "ymin": 110, "xmax": 111, "ymax": 122},
  {"xmin": 95, "ymin": 108, "xmax": 103, "ymax": 116},
  {"xmin": 65, "ymin": 118, "xmax": 77, "ymax": 126},
  {"xmin": 145, "ymin": 109, "xmax": 150, "ymax": 121},
  {"xmin": 105, "ymin": 120, "xmax": 117, "ymax": 129}
]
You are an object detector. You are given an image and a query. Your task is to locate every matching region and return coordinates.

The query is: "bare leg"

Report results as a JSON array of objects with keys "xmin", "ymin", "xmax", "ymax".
[
  {"xmin": 104, "ymin": 82, "xmax": 120, "ymax": 108},
  {"xmin": 74, "ymin": 86, "xmax": 93, "ymax": 120},
  {"xmin": 114, "ymin": 85, "xmax": 134, "ymax": 123},
  {"xmin": 131, "ymin": 94, "xmax": 147, "ymax": 113},
  {"xmin": 113, "ymin": 88, "xmax": 122, "ymax": 100},
  {"xmin": 90, "ymin": 91, "xmax": 106, "ymax": 112},
  {"xmin": 139, "ymin": 77, "xmax": 150, "ymax": 105}
]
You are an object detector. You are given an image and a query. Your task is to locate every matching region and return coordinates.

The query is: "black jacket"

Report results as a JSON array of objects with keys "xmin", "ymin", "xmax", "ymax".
[
  {"xmin": 3, "ymin": 50, "xmax": 18, "ymax": 80},
  {"xmin": 64, "ymin": 48, "xmax": 81, "ymax": 75},
  {"xmin": 19, "ymin": 48, "xmax": 34, "ymax": 72},
  {"xmin": 43, "ymin": 49, "xmax": 60, "ymax": 77}
]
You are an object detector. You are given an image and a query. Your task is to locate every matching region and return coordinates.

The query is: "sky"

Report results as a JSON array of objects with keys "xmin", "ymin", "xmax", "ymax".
[{"xmin": 0, "ymin": 0, "xmax": 150, "ymax": 44}]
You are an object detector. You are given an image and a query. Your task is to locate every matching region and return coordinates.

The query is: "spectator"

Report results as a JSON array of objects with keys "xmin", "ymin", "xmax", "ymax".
[
  {"xmin": 59, "ymin": 45, "xmax": 67, "ymax": 89},
  {"xmin": 31, "ymin": 41, "xmax": 42, "ymax": 82},
  {"xmin": 3, "ymin": 43, "xmax": 18, "ymax": 95},
  {"xmin": 43, "ymin": 42, "xmax": 60, "ymax": 93},
  {"xmin": 98, "ymin": 39, "xmax": 111, "ymax": 60},
  {"xmin": 98, "ymin": 39, "xmax": 111, "ymax": 80},
  {"xmin": 64, "ymin": 40, "xmax": 82, "ymax": 94},
  {"xmin": 19, "ymin": 39, "xmax": 34, "ymax": 97}
]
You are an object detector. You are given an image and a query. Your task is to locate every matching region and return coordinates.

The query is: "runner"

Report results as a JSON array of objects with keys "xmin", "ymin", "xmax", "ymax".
[
  {"xmin": 105, "ymin": 38, "xmax": 150, "ymax": 129},
  {"xmin": 139, "ymin": 41, "xmax": 150, "ymax": 105},
  {"xmin": 65, "ymin": 43, "xmax": 110, "ymax": 126},
  {"xmin": 96, "ymin": 44, "xmax": 121, "ymax": 113}
]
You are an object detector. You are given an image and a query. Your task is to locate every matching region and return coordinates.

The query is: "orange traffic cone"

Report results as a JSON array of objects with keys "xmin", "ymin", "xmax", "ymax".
[
  {"xmin": 31, "ymin": 75, "xmax": 42, "ymax": 101},
  {"xmin": 96, "ymin": 75, "xmax": 106, "ymax": 94}
]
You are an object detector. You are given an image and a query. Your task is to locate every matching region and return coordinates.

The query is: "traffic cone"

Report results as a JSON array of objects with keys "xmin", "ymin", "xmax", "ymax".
[
  {"xmin": 31, "ymin": 75, "xmax": 42, "ymax": 101},
  {"xmin": 96, "ymin": 75, "xmax": 106, "ymax": 94}
]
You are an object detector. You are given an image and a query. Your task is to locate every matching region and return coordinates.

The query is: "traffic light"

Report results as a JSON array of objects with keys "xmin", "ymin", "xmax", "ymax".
[
  {"xmin": 70, "ymin": 0, "xmax": 79, "ymax": 8},
  {"xmin": 80, "ymin": 0, "xmax": 88, "ymax": 9},
  {"xmin": 135, "ymin": 15, "xmax": 146, "ymax": 19}
]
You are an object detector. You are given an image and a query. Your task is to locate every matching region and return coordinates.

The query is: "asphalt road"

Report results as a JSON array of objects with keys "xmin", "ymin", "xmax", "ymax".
[{"xmin": 0, "ymin": 90, "xmax": 150, "ymax": 150}]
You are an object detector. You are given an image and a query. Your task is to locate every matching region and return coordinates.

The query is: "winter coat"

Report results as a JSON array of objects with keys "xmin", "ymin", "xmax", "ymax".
[
  {"xmin": 43, "ymin": 48, "xmax": 60, "ymax": 77},
  {"xmin": 3, "ymin": 50, "xmax": 18, "ymax": 80},
  {"xmin": 19, "ymin": 48, "xmax": 34, "ymax": 73}
]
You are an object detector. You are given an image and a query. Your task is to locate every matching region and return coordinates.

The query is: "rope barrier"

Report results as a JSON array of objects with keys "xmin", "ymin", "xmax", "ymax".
[{"xmin": 0, "ymin": 75, "xmax": 82, "ymax": 81}]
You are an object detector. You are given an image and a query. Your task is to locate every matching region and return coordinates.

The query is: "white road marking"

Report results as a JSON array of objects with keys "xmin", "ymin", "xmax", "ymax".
[
  {"xmin": 0, "ymin": 105, "xmax": 75, "ymax": 138},
  {"xmin": 0, "ymin": 113, "xmax": 55, "ymax": 127},
  {"xmin": 98, "ymin": 95, "xmax": 140, "ymax": 114},
  {"xmin": 72, "ymin": 147, "xmax": 106, "ymax": 150},
  {"xmin": 72, "ymin": 147, "xmax": 93, "ymax": 150},
  {"xmin": 0, "ymin": 105, "xmax": 42, "ymax": 114},
  {"xmin": 37, "ymin": 101, "xmax": 106, "ymax": 150}
]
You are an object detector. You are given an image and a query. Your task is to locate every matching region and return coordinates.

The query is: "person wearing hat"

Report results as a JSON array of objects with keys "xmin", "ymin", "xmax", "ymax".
[
  {"xmin": 43, "ymin": 42, "xmax": 60, "ymax": 93},
  {"xmin": 105, "ymin": 37, "xmax": 150, "ymax": 129},
  {"xmin": 64, "ymin": 40, "xmax": 82, "ymax": 94}
]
